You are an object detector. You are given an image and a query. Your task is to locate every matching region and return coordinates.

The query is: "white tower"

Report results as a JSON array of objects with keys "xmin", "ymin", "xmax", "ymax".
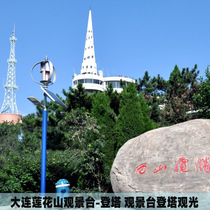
[
  {"xmin": 81, "ymin": 8, "xmax": 97, "ymax": 75},
  {"xmin": 0, "ymin": 30, "xmax": 18, "ymax": 114},
  {"xmin": 72, "ymin": 8, "xmax": 135, "ymax": 94},
  {"xmin": 0, "ymin": 29, "xmax": 21, "ymax": 124}
]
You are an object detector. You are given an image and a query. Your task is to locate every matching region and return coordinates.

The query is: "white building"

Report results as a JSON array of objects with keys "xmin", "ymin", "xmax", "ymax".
[{"xmin": 72, "ymin": 9, "xmax": 134, "ymax": 94}]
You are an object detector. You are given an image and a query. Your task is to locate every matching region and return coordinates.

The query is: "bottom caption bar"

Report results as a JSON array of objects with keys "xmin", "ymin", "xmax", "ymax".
[
  {"xmin": 1, "ymin": 193, "xmax": 209, "ymax": 209},
  {"xmin": 10, "ymin": 195, "xmax": 199, "ymax": 208}
]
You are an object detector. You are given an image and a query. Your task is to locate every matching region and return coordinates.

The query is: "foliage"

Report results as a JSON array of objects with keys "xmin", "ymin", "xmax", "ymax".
[
  {"xmin": 161, "ymin": 64, "xmax": 199, "ymax": 125},
  {"xmin": 1, "ymin": 153, "xmax": 40, "ymax": 193},
  {"xmin": 91, "ymin": 92, "xmax": 116, "ymax": 191},
  {"xmin": 115, "ymin": 83, "xmax": 155, "ymax": 152},
  {"xmin": 0, "ymin": 63, "xmax": 206, "ymax": 193},
  {"xmin": 63, "ymin": 83, "xmax": 92, "ymax": 112},
  {"xmin": 58, "ymin": 108, "xmax": 106, "ymax": 192},
  {"xmin": 146, "ymin": 93, "xmax": 162, "ymax": 125},
  {"xmin": 138, "ymin": 93, "xmax": 156, "ymax": 131},
  {"xmin": 46, "ymin": 149, "xmax": 79, "ymax": 192},
  {"xmin": 137, "ymin": 71, "xmax": 167, "ymax": 95},
  {"xmin": 136, "ymin": 71, "xmax": 167, "ymax": 126},
  {"xmin": 20, "ymin": 114, "xmax": 42, "ymax": 152},
  {"xmin": 193, "ymin": 68, "xmax": 210, "ymax": 118},
  {"xmin": 0, "ymin": 122, "xmax": 40, "ymax": 193},
  {"xmin": 105, "ymin": 83, "xmax": 121, "ymax": 116}
]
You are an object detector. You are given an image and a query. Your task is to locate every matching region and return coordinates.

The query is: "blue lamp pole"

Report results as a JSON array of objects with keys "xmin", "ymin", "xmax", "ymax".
[
  {"xmin": 28, "ymin": 57, "xmax": 67, "ymax": 194},
  {"xmin": 41, "ymin": 94, "xmax": 47, "ymax": 194},
  {"xmin": 29, "ymin": 57, "xmax": 57, "ymax": 194}
]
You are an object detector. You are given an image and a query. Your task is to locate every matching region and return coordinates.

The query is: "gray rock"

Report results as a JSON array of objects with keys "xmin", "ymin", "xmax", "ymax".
[{"xmin": 110, "ymin": 119, "xmax": 210, "ymax": 193}]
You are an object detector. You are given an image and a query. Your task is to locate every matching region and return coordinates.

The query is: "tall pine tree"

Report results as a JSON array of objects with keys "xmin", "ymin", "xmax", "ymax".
[
  {"xmin": 162, "ymin": 64, "xmax": 199, "ymax": 125},
  {"xmin": 91, "ymin": 92, "xmax": 116, "ymax": 191},
  {"xmin": 115, "ymin": 83, "xmax": 155, "ymax": 153}
]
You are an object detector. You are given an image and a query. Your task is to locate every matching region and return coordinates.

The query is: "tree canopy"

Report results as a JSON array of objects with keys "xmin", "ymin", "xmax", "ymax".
[{"xmin": 1, "ymin": 63, "xmax": 209, "ymax": 193}]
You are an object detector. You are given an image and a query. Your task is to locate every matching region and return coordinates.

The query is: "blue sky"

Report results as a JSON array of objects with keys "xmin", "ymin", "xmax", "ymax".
[{"xmin": 0, "ymin": 0, "xmax": 210, "ymax": 116}]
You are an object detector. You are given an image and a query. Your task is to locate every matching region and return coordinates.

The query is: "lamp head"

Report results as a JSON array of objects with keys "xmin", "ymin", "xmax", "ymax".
[
  {"xmin": 40, "ymin": 57, "xmax": 53, "ymax": 86},
  {"xmin": 31, "ymin": 57, "xmax": 56, "ymax": 87}
]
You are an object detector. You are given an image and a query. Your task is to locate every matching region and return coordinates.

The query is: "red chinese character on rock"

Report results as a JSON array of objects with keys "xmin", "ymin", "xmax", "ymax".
[
  {"xmin": 174, "ymin": 157, "xmax": 189, "ymax": 173},
  {"xmin": 196, "ymin": 157, "xmax": 210, "ymax": 173},
  {"xmin": 136, "ymin": 163, "xmax": 147, "ymax": 174},
  {"xmin": 153, "ymin": 164, "xmax": 167, "ymax": 174}
]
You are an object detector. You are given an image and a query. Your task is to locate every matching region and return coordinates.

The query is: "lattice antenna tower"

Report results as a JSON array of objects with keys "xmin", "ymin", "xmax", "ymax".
[{"xmin": 0, "ymin": 29, "xmax": 18, "ymax": 113}]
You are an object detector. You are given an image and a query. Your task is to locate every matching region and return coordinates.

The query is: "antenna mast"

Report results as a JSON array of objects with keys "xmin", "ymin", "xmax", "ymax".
[{"xmin": 0, "ymin": 29, "xmax": 18, "ymax": 113}]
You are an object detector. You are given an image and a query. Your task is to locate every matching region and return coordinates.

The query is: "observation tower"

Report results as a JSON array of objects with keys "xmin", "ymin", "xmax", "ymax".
[
  {"xmin": 0, "ymin": 29, "xmax": 22, "ymax": 124},
  {"xmin": 72, "ymin": 8, "xmax": 135, "ymax": 94}
]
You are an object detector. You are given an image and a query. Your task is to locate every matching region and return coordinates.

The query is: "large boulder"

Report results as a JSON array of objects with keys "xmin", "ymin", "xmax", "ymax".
[{"xmin": 110, "ymin": 119, "xmax": 210, "ymax": 193}]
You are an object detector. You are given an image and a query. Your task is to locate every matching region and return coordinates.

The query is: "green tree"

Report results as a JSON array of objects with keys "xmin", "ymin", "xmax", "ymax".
[
  {"xmin": 193, "ymin": 68, "xmax": 210, "ymax": 118},
  {"xmin": 105, "ymin": 83, "xmax": 121, "ymax": 116},
  {"xmin": 136, "ymin": 71, "xmax": 167, "ymax": 125},
  {"xmin": 115, "ymin": 83, "xmax": 155, "ymax": 152},
  {"xmin": 20, "ymin": 114, "xmax": 42, "ymax": 152},
  {"xmin": 137, "ymin": 71, "xmax": 167, "ymax": 95},
  {"xmin": 63, "ymin": 83, "xmax": 92, "ymax": 112},
  {"xmin": 146, "ymin": 93, "xmax": 162, "ymax": 124},
  {"xmin": 58, "ymin": 108, "xmax": 106, "ymax": 192},
  {"xmin": 0, "ymin": 122, "xmax": 41, "ymax": 193},
  {"xmin": 91, "ymin": 92, "xmax": 116, "ymax": 191},
  {"xmin": 161, "ymin": 64, "xmax": 199, "ymax": 125}
]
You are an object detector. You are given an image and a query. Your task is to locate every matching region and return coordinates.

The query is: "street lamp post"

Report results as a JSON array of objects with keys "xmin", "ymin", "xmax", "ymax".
[
  {"xmin": 41, "ymin": 100, "xmax": 47, "ymax": 194},
  {"xmin": 28, "ymin": 57, "xmax": 67, "ymax": 194}
]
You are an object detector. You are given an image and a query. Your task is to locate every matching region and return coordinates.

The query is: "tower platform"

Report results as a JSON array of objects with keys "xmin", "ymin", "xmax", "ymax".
[{"xmin": 0, "ymin": 113, "xmax": 22, "ymax": 124}]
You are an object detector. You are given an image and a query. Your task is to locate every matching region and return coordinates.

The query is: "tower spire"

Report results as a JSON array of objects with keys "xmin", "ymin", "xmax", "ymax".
[
  {"xmin": 81, "ymin": 9, "xmax": 97, "ymax": 75},
  {"xmin": 0, "ymin": 30, "xmax": 18, "ymax": 113},
  {"xmin": 13, "ymin": 23, "xmax": 15, "ymax": 36}
]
